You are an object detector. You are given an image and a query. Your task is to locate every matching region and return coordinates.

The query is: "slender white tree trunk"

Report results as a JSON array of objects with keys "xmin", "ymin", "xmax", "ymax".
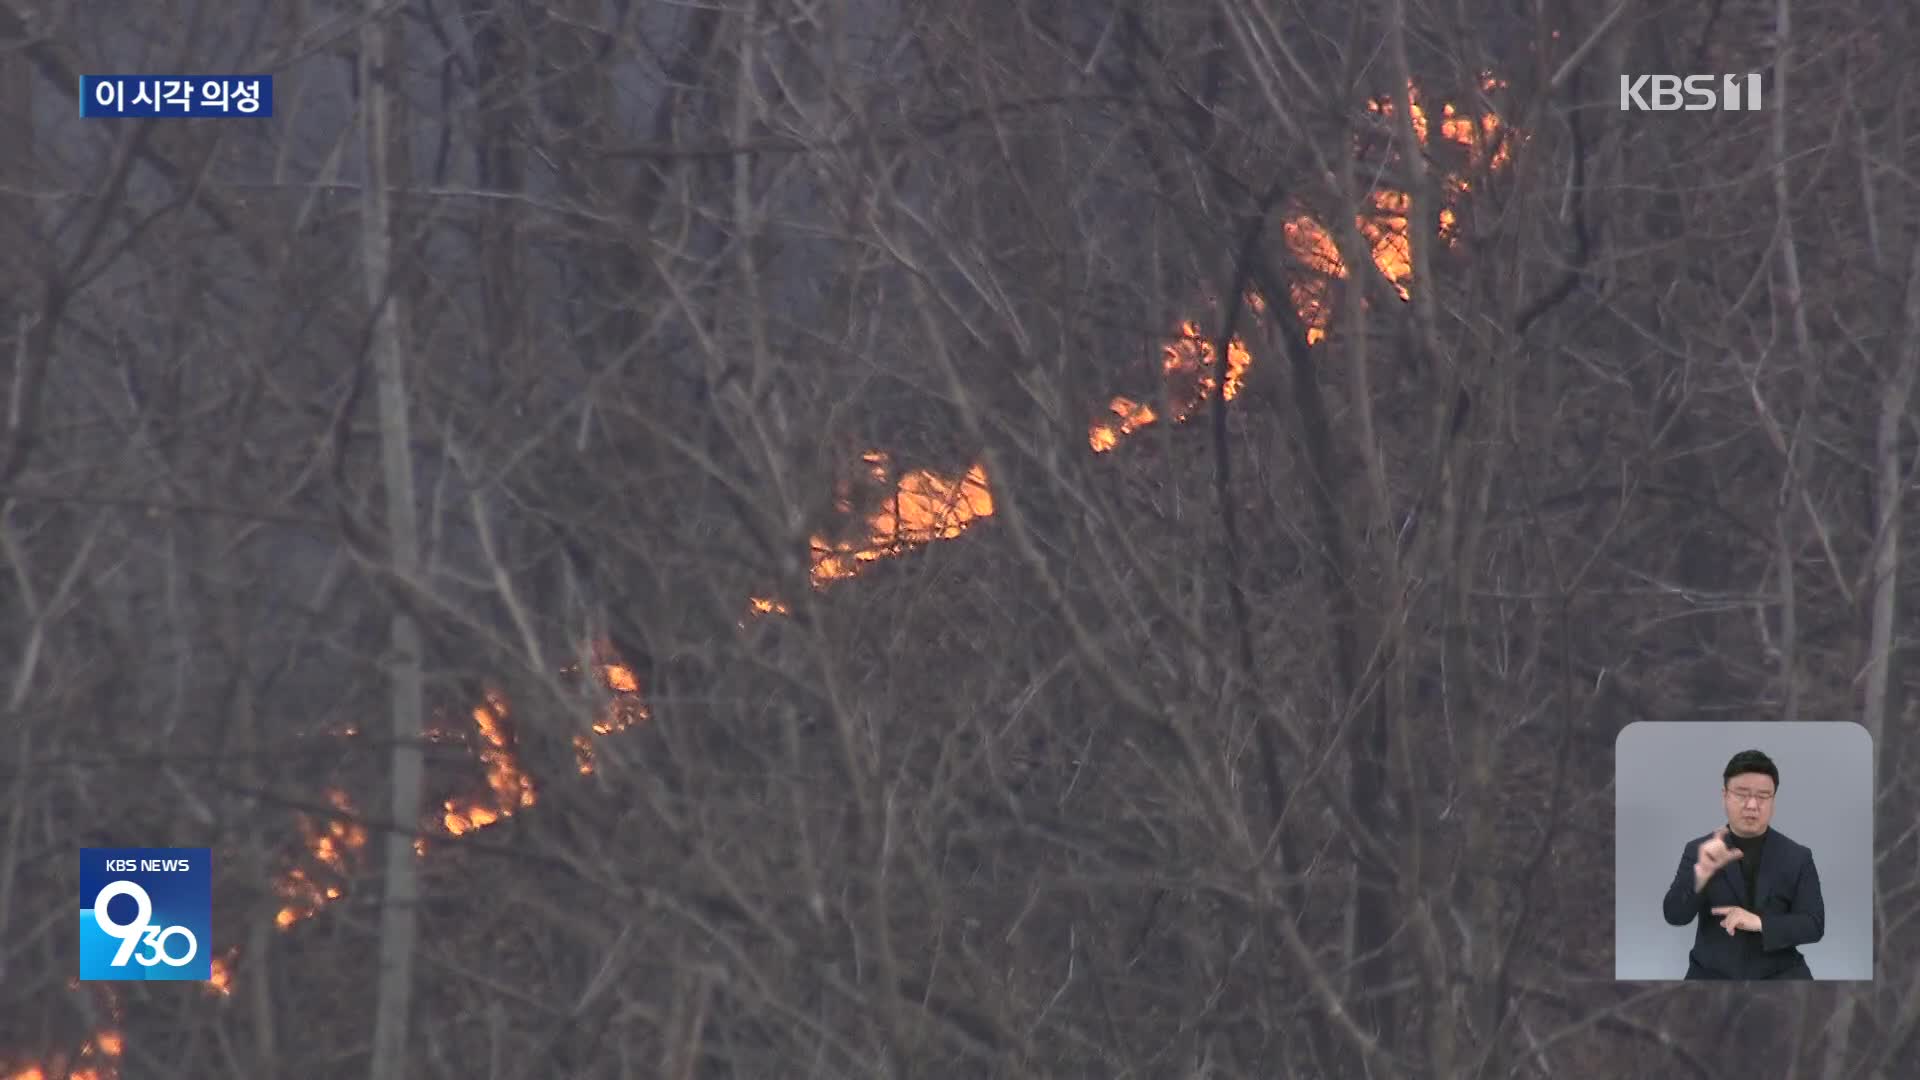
[
  {"xmin": 1866, "ymin": 239, "xmax": 1920, "ymax": 799},
  {"xmin": 362, "ymin": 4, "xmax": 425, "ymax": 1078},
  {"xmin": 0, "ymin": 40, "xmax": 38, "ymax": 991},
  {"xmin": 1849, "ymin": 177, "xmax": 1920, "ymax": 1080}
]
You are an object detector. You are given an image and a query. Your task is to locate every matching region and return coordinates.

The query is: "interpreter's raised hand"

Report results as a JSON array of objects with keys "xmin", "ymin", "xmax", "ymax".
[{"xmin": 1693, "ymin": 828, "xmax": 1742, "ymax": 892}]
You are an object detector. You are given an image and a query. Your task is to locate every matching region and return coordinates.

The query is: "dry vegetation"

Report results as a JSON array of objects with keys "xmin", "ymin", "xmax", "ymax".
[{"xmin": 2, "ymin": 0, "xmax": 1919, "ymax": 1077}]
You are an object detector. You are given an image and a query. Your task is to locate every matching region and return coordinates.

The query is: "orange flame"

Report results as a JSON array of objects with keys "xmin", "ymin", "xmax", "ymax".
[
  {"xmin": 1, "ymin": 1034, "xmax": 121, "ymax": 1080},
  {"xmin": 441, "ymin": 690, "xmax": 537, "ymax": 835},
  {"xmin": 209, "ymin": 950, "xmax": 235, "ymax": 996},
  {"xmin": 5, "ymin": 983, "xmax": 123, "ymax": 1080},
  {"xmin": 572, "ymin": 650, "xmax": 650, "ymax": 775},
  {"xmin": 16, "ymin": 646, "xmax": 649, "ymax": 1072},
  {"xmin": 745, "ymin": 454, "xmax": 995, "ymax": 612},
  {"xmin": 1087, "ymin": 80, "xmax": 1509, "ymax": 455},
  {"xmin": 1088, "ymin": 397, "xmax": 1158, "ymax": 452},
  {"xmin": 1090, "ymin": 316, "xmax": 1255, "ymax": 453},
  {"xmin": 275, "ymin": 788, "xmax": 366, "ymax": 929},
  {"xmin": 808, "ymin": 453, "xmax": 995, "ymax": 583}
]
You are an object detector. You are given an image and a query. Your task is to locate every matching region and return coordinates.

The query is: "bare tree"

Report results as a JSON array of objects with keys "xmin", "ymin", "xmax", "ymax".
[{"xmin": 357, "ymin": 1, "xmax": 427, "ymax": 1078}]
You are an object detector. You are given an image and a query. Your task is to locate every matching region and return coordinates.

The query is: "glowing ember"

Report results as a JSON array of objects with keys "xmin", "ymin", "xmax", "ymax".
[
  {"xmin": 1089, "ymin": 397, "xmax": 1158, "ymax": 452},
  {"xmin": 1163, "ymin": 320, "xmax": 1253, "ymax": 410},
  {"xmin": 275, "ymin": 788, "xmax": 366, "ymax": 929},
  {"xmin": 441, "ymin": 691, "xmax": 537, "ymax": 835},
  {"xmin": 602, "ymin": 662, "xmax": 638, "ymax": 693},
  {"xmin": 0, "ymin": 1033, "xmax": 122, "ymax": 1080},
  {"xmin": 572, "ymin": 648, "xmax": 650, "ymax": 775},
  {"xmin": 1367, "ymin": 76, "xmax": 1508, "ymax": 165},
  {"xmin": 5, "ymin": 983, "xmax": 124, "ymax": 1080},
  {"xmin": 1, "ymin": 1039, "xmax": 121, "ymax": 1080},
  {"xmin": 209, "ymin": 949, "xmax": 235, "ymax": 996},
  {"xmin": 1360, "ymin": 190, "xmax": 1415, "ymax": 298}
]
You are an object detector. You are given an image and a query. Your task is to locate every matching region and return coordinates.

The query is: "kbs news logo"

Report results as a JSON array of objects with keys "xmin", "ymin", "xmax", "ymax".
[
  {"xmin": 79, "ymin": 847, "xmax": 212, "ymax": 981},
  {"xmin": 1620, "ymin": 74, "xmax": 1764, "ymax": 111}
]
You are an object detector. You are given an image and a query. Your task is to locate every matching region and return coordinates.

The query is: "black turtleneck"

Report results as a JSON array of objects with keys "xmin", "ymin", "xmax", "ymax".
[{"xmin": 1728, "ymin": 826, "xmax": 1767, "ymax": 904}]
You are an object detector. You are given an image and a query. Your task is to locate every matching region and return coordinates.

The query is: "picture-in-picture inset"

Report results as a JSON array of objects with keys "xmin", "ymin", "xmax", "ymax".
[{"xmin": 1614, "ymin": 721, "xmax": 1873, "ymax": 981}]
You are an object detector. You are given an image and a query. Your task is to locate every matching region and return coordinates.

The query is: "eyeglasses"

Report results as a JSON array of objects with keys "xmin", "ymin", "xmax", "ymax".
[{"xmin": 1725, "ymin": 789, "xmax": 1774, "ymax": 805}]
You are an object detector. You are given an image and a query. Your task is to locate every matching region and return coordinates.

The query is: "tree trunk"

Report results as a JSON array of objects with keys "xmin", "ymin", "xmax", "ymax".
[{"xmin": 363, "ymin": 3, "xmax": 425, "ymax": 1078}]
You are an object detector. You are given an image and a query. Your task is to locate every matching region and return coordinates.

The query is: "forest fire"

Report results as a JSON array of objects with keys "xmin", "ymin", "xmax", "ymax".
[
  {"xmin": 571, "ymin": 652, "xmax": 649, "ymax": 775},
  {"xmin": 1089, "ymin": 77, "xmax": 1509, "ymax": 454},
  {"xmin": 741, "ymin": 82, "xmax": 1509, "ymax": 595},
  {"xmin": 1373, "ymin": 75, "xmax": 1511, "ymax": 176},
  {"xmin": 188, "ymin": 650, "xmax": 644, "ymax": 1018},
  {"xmin": 1368, "ymin": 76, "xmax": 1511, "ymax": 250},
  {"xmin": 1, "ymin": 1033, "xmax": 122, "ymax": 1080},
  {"xmin": 743, "ymin": 452, "xmax": 998, "ymax": 613},
  {"xmin": 441, "ymin": 690, "xmax": 537, "ymax": 835},
  {"xmin": 11, "ymin": 78, "xmax": 1513, "ymax": 1080},
  {"xmin": 1090, "ymin": 304, "xmax": 1259, "ymax": 453},
  {"xmin": 0, "ymin": 983, "xmax": 122, "ymax": 1080},
  {"xmin": 275, "ymin": 788, "xmax": 368, "ymax": 929},
  {"xmin": 809, "ymin": 452, "xmax": 995, "ymax": 583}
]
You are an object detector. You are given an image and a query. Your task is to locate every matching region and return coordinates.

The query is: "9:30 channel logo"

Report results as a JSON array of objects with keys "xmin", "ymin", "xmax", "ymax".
[{"xmin": 79, "ymin": 848, "xmax": 212, "ymax": 981}]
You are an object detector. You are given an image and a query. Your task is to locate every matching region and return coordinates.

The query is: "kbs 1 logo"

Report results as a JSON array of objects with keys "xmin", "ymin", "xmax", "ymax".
[
  {"xmin": 79, "ymin": 848, "xmax": 211, "ymax": 981},
  {"xmin": 1620, "ymin": 74, "xmax": 1764, "ymax": 112}
]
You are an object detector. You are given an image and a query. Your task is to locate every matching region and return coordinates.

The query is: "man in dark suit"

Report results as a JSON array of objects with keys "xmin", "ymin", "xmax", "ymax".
[{"xmin": 1662, "ymin": 749, "xmax": 1825, "ymax": 979}]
